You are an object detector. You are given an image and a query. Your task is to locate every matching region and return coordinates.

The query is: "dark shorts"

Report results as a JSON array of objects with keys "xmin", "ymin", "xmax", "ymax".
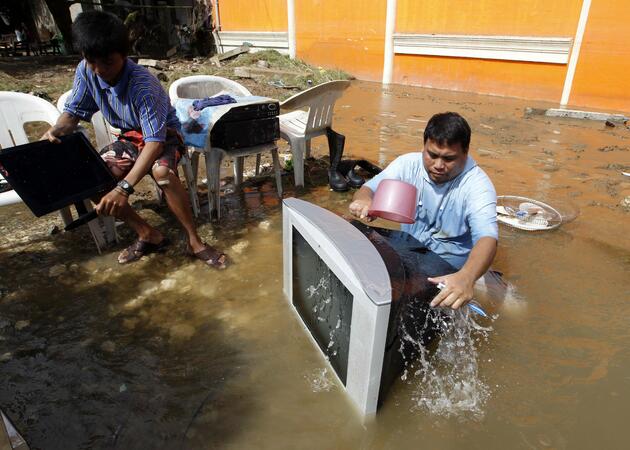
[{"xmin": 99, "ymin": 128, "xmax": 184, "ymax": 180}]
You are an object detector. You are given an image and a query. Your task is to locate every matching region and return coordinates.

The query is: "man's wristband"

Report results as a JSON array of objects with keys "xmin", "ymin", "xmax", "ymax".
[{"xmin": 117, "ymin": 179, "xmax": 134, "ymax": 196}]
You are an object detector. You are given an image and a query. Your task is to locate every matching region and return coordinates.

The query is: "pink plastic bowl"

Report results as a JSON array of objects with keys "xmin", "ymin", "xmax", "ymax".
[{"xmin": 369, "ymin": 179, "xmax": 417, "ymax": 224}]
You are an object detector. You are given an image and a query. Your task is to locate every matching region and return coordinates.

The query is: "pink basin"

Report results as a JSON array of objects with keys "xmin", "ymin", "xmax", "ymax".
[{"xmin": 369, "ymin": 179, "xmax": 417, "ymax": 224}]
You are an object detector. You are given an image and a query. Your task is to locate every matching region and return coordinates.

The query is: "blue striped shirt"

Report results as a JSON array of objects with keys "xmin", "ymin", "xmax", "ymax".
[
  {"xmin": 364, "ymin": 153, "xmax": 498, "ymax": 269},
  {"xmin": 64, "ymin": 59, "xmax": 180, "ymax": 142}
]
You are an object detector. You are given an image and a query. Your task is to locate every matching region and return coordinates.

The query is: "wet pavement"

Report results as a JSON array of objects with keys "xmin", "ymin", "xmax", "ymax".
[{"xmin": 1, "ymin": 81, "xmax": 629, "ymax": 449}]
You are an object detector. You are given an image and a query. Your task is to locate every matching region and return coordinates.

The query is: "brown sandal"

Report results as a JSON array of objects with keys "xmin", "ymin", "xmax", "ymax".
[
  {"xmin": 189, "ymin": 243, "xmax": 229, "ymax": 269},
  {"xmin": 118, "ymin": 238, "xmax": 170, "ymax": 264}
]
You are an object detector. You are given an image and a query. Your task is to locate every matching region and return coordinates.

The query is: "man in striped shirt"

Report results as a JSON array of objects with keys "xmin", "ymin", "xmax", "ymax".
[{"xmin": 43, "ymin": 11, "xmax": 227, "ymax": 268}]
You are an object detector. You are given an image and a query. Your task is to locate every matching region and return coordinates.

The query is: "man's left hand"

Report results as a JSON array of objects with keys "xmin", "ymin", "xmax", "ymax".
[
  {"xmin": 96, "ymin": 188, "xmax": 128, "ymax": 217},
  {"xmin": 428, "ymin": 271, "xmax": 475, "ymax": 310}
]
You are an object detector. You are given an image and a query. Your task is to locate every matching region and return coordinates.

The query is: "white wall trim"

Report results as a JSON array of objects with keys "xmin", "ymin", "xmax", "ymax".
[
  {"xmin": 394, "ymin": 34, "xmax": 573, "ymax": 64},
  {"xmin": 216, "ymin": 31, "xmax": 289, "ymax": 54},
  {"xmin": 382, "ymin": 0, "xmax": 397, "ymax": 84},
  {"xmin": 561, "ymin": 0, "xmax": 592, "ymax": 106}
]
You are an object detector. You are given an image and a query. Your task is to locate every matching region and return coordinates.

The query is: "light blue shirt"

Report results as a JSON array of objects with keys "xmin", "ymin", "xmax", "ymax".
[
  {"xmin": 364, "ymin": 152, "xmax": 498, "ymax": 269},
  {"xmin": 64, "ymin": 59, "xmax": 180, "ymax": 142}
]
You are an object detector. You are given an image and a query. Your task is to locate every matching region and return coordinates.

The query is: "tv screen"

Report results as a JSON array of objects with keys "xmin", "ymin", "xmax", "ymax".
[
  {"xmin": 0, "ymin": 133, "xmax": 115, "ymax": 217},
  {"xmin": 292, "ymin": 229, "xmax": 353, "ymax": 385}
]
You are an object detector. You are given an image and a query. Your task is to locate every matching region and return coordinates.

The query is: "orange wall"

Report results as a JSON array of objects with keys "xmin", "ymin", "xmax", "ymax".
[
  {"xmin": 397, "ymin": 0, "xmax": 581, "ymax": 36},
  {"xmin": 393, "ymin": 0, "xmax": 582, "ymax": 101},
  {"xmin": 218, "ymin": 0, "xmax": 287, "ymax": 32},
  {"xmin": 569, "ymin": 0, "xmax": 630, "ymax": 112},
  {"xmin": 294, "ymin": 0, "xmax": 387, "ymax": 82}
]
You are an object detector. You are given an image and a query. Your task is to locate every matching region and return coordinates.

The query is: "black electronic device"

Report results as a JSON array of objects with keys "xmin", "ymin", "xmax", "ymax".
[
  {"xmin": 211, "ymin": 116, "xmax": 280, "ymax": 150},
  {"xmin": 0, "ymin": 133, "xmax": 116, "ymax": 217},
  {"xmin": 218, "ymin": 101, "xmax": 280, "ymax": 122}
]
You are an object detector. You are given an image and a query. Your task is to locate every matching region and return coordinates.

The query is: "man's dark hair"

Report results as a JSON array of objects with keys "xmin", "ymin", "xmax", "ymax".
[
  {"xmin": 72, "ymin": 10, "xmax": 129, "ymax": 58},
  {"xmin": 423, "ymin": 112, "xmax": 471, "ymax": 152}
]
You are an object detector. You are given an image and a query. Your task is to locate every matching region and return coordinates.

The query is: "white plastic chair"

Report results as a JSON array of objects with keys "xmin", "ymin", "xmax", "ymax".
[
  {"xmin": 58, "ymin": 90, "xmax": 200, "ymax": 218},
  {"xmin": 279, "ymin": 80, "xmax": 351, "ymax": 186},
  {"xmin": 169, "ymin": 75, "xmax": 283, "ymax": 220},
  {"xmin": 0, "ymin": 91, "xmax": 112, "ymax": 252}
]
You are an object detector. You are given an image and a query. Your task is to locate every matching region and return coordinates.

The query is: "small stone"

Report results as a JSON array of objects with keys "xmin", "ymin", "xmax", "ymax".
[
  {"xmin": 621, "ymin": 196, "xmax": 630, "ymax": 211},
  {"xmin": 100, "ymin": 340, "xmax": 116, "ymax": 353},
  {"xmin": 230, "ymin": 240, "xmax": 250, "ymax": 254},
  {"xmin": 258, "ymin": 220, "xmax": 271, "ymax": 231},
  {"xmin": 49, "ymin": 264, "xmax": 67, "ymax": 277},
  {"xmin": 256, "ymin": 59, "xmax": 269, "ymax": 68},
  {"xmin": 605, "ymin": 120, "xmax": 616, "ymax": 128},
  {"xmin": 160, "ymin": 278, "xmax": 177, "ymax": 290},
  {"xmin": 156, "ymin": 72, "xmax": 169, "ymax": 82},
  {"xmin": 119, "ymin": 383, "xmax": 127, "ymax": 393},
  {"xmin": 48, "ymin": 225, "xmax": 60, "ymax": 235},
  {"xmin": 0, "ymin": 352, "xmax": 12, "ymax": 362},
  {"xmin": 15, "ymin": 320, "xmax": 30, "ymax": 331}
]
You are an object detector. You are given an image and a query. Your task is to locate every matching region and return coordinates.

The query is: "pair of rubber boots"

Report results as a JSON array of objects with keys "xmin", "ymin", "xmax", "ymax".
[{"xmin": 326, "ymin": 128, "xmax": 364, "ymax": 192}]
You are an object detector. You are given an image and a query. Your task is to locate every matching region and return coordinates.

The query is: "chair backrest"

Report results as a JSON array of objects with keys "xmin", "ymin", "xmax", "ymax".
[
  {"xmin": 280, "ymin": 80, "xmax": 351, "ymax": 135},
  {"xmin": 0, "ymin": 91, "xmax": 60, "ymax": 149},
  {"xmin": 168, "ymin": 75, "xmax": 252, "ymax": 104},
  {"xmin": 57, "ymin": 90, "xmax": 115, "ymax": 150}
]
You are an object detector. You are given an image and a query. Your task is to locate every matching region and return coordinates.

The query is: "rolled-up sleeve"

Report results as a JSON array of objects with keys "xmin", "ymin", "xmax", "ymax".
[
  {"xmin": 364, "ymin": 155, "xmax": 406, "ymax": 192},
  {"xmin": 63, "ymin": 62, "xmax": 98, "ymax": 121},
  {"xmin": 466, "ymin": 178, "xmax": 498, "ymax": 243},
  {"xmin": 136, "ymin": 93, "xmax": 168, "ymax": 142}
]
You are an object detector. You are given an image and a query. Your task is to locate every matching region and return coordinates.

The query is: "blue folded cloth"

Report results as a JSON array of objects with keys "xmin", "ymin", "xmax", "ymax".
[{"xmin": 192, "ymin": 94, "xmax": 237, "ymax": 111}]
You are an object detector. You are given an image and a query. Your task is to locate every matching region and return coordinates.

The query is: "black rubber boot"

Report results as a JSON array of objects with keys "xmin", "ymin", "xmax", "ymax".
[
  {"xmin": 326, "ymin": 128, "xmax": 349, "ymax": 192},
  {"xmin": 337, "ymin": 159, "xmax": 365, "ymax": 188}
]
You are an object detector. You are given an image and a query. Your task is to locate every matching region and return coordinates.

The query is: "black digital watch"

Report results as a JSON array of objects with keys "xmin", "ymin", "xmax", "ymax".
[{"xmin": 117, "ymin": 179, "xmax": 135, "ymax": 195}]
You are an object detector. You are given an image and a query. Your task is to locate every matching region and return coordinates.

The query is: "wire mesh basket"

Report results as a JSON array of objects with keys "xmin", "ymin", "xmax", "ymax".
[{"xmin": 496, "ymin": 195, "xmax": 563, "ymax": 231}]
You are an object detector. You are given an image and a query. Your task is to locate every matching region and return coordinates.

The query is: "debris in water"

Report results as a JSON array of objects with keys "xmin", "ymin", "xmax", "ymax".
[
  {"xmin": 100, "ymin": 340, "xmax": 116, "ymax": 353},
  {"xmin": 304, "ymin": 368, "xmax": 335, "ymax": 392},
  {"xmin": 48, "ymin": 264, "xmax": 66, "ymax": 277},
  {"xmin": 14, "ymin": 321, "xmax": 29, "ymax": 331}
]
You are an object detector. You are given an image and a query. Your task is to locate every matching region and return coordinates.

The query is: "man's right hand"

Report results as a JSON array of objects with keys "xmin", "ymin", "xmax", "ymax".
[{"xmin": 349, "ymin": 198, "xmax": 374, "ymax": 220}]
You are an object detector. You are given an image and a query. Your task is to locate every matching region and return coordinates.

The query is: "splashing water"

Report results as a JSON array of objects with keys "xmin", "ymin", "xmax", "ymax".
[{"xmin": 401, "ymin": 306, "xmax": 494, "ymax": 420}]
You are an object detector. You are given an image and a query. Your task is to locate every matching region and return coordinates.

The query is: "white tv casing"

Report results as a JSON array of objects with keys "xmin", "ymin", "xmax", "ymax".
[{"xmin": 282, "ymin": 197, "xmax": 393, "ymax": 416}]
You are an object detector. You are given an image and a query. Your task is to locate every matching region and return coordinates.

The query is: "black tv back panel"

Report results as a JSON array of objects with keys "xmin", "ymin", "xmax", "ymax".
[
  {"xmin": 0, "ymin": 133, "xmax": 115, "ymax": 217},
  {"xmin": 219, "ymin": 101, "xmax": 280, "ymax": 122}
]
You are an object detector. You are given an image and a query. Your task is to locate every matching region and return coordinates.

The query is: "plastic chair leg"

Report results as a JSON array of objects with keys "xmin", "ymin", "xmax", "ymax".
[
  {"xmin": 291, "ymin": 139, "xmax": 306, "ymax": 187},
  {"xmin": 205, "ymin": 148, "xmax": 224, "ymax": 220},
  {"xmin": 271, "ymin": 148, "xmax": 283, "ymax": 198},
  {"xmin": 305, "ymin": 140, "xmax": 312, "ymax": 159},
  {"xmin": 181, "ymin": 156, "xmax": 200, "ymax": 218},
  {"xmin": 234, "ymin": 156, "xmax": 244, "ymax": 187},
  {"xmin": 58, "ymin": 206, "xmax": 73, "ymax": 226}
]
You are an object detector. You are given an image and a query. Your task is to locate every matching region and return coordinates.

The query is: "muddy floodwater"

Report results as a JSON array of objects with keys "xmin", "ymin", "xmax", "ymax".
[{"xmin": 1, "ymin": 82, "xmax": 629, "ymax": 449}]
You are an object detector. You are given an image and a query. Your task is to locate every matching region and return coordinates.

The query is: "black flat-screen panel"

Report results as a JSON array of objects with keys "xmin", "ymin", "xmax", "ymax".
[
  {"xmin": 0, "ymin": 133, "xmax": 115, "ymax": 216},
  {"xmin": 292, "ymin": 228, "xmax": 353, "ymax": 385}
]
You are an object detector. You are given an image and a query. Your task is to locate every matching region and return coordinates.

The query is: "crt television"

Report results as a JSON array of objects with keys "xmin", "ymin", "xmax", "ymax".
[{"xmin": 283, "ymin": 198, "xmax": 453, "ymax": 416}]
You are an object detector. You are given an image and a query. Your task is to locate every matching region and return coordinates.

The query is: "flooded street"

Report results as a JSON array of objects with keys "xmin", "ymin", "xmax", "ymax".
[{"xmin": 1, "ymin": 81, "xmax": 629, "ymax": 449}]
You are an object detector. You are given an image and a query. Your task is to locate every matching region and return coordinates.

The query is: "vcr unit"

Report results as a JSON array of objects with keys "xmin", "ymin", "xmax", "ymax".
[{"xmin": 211, "ymin": 101, "xmax": 280, "ymax": 150}]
